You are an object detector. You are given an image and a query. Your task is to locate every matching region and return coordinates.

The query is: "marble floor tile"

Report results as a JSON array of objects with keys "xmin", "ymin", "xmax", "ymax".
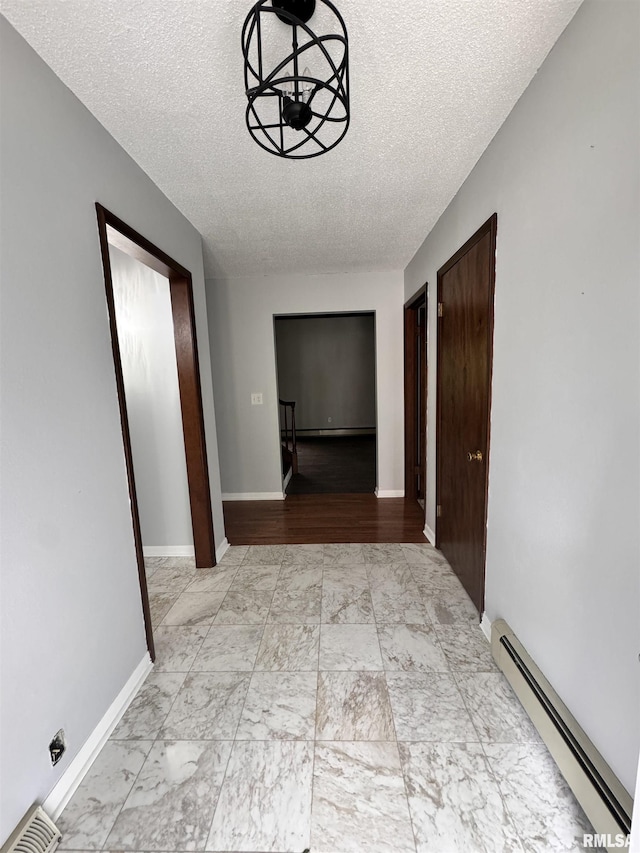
[
  {"xmin": 319, "ymin": 623, "xmax": 383, "ymax": 670},
  {"xmin": 316, "ymin": 672, "xmax": 395, "ymax": 740},
  {"xmin": 410, "ymin": 561, "xmax": 463, "ymax": 590},
  {"xmin": 191, "ymin": 625, "xmax": 264, "ymax": 671},
  {"xmin": 160, "ymin": 591, "xmax": 226, "ymax": 626},
  {"xmin": 111, "ymin": 672, "xmax": 185, "ymax": 740},
  {"xmin": 323, "ymin": 543, "xmax": 365, "ymax": 565},
  {"xmin": 242, "ymin": 544, "xmax": 286, "ymax": 565},
  {"xmin": 147, "ymin": 566, "xmax": 196, "ymax": 595},
  {"xmin": 268, "ymin": 587, "xmax": 321, "ymax": 623},
  {"xmin": 484, "ymin": 743, "xmax": 598, "ymax": 852},
  {"xmin": 275, "ymin": 564, "xmax": 323, "ymax": 592},
  {"xmin": 184, "ymin": 565, "xmax": 238, "ymax": 594},
  {"xmin": 282, "ymin": 543, "xmax": 324, "ymax": 566},
  {"xmin": 322, "ymin": 562, "xmax": 369, "ymax": 584},
  {"xmin": 206, "ymin": 741, "xmax": 313, "ymax": 853},
  {"xmin": 377, "ymin": 623, "xmax": 449, "ymax": 672},
  {"xmin": 399, "ymin": 741, "xmax": 523, "ymax": 853},
  {"xmin": 423, "ymin": 587, "xmax": 479, "ymax": 625},
  {"xmin": 435, "ymin": 624, "xmax": 498, "ymax": 672},
  {"xmin": 401, "ymin": 543, "xmax": 449, "ymax": 566},
  {"xmin": 386, "ymin": 672, "xmax": 476, "ymax": 741},
  {"xmin": 322, "ymin": 577, "xmax": 374, "ymax": 623},
  {"xmin": 454, "ymin": 673, "xmax": 541, "ymax": 743},
  {"xmin": 236, "ymin": 671, "xmax": 317, "ymax": 740},
  {"xmin": 230, "ymin": 564, "xmax": 281, "ymax": 590},
  {"xmin": 213, "ymin": 588, "xmax": 273, "ymax": 624},
  {"xmin": 218, "ymin": 545, "xmax": 249, "ymax": 565},
  {"xmin": 362, "ymin": 542, "xmax": 407, "ymax": 564},
  {"xmin": 366, "ymin": 562, "xmax": 416, "ymax": 589},
  {"xmin": 159, "ymin": 672, "xmax": 250, "ymax": 740},
  {"xmin": 145, "ymin": 555, "xmax": 196, "ymax": 571},
  {"xmin": 149, "ymin": 591, "xmax": 179, "ymax": 626},
  {"xmin": 153, "ymin": 625, "xmax": 208, "ymax": 672},
  {"xmin": 311, "ymin": 741, "xmax": 416, "ymax": 853},
  {"xmin": 106, "ymin": 740, "xmax": 232, "ymax": 851},
  {"xmin": 58, "ymin": 740, "xmax": 152, "ymax": 849},
  {"xmin": 370, "ymin": 584, "xmax": 431, "ymax": 624},
  {"xmin": 255, "ymin": 623, "xmax": 320, "ymax": 671}
]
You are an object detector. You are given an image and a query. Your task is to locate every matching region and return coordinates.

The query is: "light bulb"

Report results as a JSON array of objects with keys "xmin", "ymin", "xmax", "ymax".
[{"xmin": 301, "ymin": 66, "xmax": 314, "ymax": 103}]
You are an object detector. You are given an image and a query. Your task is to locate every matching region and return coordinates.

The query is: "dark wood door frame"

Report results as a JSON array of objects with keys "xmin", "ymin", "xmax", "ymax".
[
  {"xmin": 435, "ymin": 213, "xmax": 497, "ymax": 613},
  {"xmin": 404, "ymin": 284, "xmax": 428, "ymax": 504},
  {"xmin": 96, "ymin": 203, "xmax": 217, "ymax": 660}
]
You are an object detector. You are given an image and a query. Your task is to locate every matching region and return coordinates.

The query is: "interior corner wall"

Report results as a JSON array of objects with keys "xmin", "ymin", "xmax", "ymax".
[
  {"xmin": 206, "ymin": 271, "xmax": 404, "ymax": 496},
  {"xmin": 404, "ymin": 0, "xmax": 640, "ymax": 793},
  {"xmin": 0, "ymin": 17, "xmax": 224, "ymax": 843},
  {"xmin": 109, "ymin": 246, "xmax": 193, "ymax": 550}
]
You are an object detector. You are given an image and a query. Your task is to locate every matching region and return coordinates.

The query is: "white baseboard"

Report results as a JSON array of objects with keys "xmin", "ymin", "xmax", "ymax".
[
  {"xmin": 375, "ymin": 489, "xmax": 405, "ymax": 498},
  {"xmin": 216, "ymin": 537, "xmax": 230, "ymax": 563},
  {"xmin": 43, "ymin": 653, "xmax": 153, "ymax": 820},
  {"xmin": 143, "ymin": 545, "xmax": 194, "ymax": 557},
  {"xmin": 423, "ymin": 523, "xmax": 436, "ymax": 545},
  {"xmin": 480, "ymin": 612, "xmax": 492, "ymax": 642},
  {"xmin": 222, "ymin": 492, "xmax": 285, "ymax": 501}
]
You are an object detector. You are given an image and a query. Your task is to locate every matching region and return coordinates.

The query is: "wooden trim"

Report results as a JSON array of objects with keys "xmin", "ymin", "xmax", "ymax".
[
  {"xmin": 95, "ymin": 203, "xmax": 217, "ymax": 656},
  {"xmin": 404, "ymin": 284, "xmax": 427, "ymax": 503},
  {"xmin": 435, "ymin": 212, "xmax": 497, "ymax": 613}
]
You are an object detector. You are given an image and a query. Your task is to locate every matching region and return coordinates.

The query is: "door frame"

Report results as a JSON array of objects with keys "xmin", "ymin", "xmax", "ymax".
[
  {"xmin": 435, "ymin": 213, "xmax": 497, "ymax": 609},
  {"xmin": 96, "ymin": 203, "xmax": 217, "ymax": 659},
  {"xmin": 404, "ymin": 284, "xmax": 428, "ymax": 504}
]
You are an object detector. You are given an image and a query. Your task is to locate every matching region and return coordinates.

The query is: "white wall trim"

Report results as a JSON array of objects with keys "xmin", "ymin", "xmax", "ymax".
[
  {"xmin": 43, "ymin": 653, "xmax": 153, "ymax": 820},
  {"xmin": 222, "ymin": 492, "xmax": 285, "ymax": 501},
  {"xmin": 423, "ymin": 523, "xmax": 436, "ymax": 545},
  {"xmin": 480, "ymin": 612, "xmax": 492, "ymax": 643},
  {"xmin": 215, "ymin": 537, "xmax": 230, "ymax": 563},
  {"xmin": 143, "ymin": 545, "xmax": 195, "ymax": 557},
  {"xmin": 282, "ymin": 468, "xmax": 293, "ymax": 491},
  {"xmin": 375, "ymin": 489, "xmax": 405, "ymax": 498}
]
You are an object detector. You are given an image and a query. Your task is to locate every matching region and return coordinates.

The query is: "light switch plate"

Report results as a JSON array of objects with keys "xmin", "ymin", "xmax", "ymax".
[{"xmin": 251, "ymin": 392, "xmax": 263, "ymax": 405}]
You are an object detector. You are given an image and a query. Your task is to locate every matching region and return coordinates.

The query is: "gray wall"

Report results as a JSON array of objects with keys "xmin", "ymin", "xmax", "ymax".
[
  {"xmin": 275, "ymin": 314, "xmax": 376, "ymax": 431},
  {"xmin": 0, "ymin": 18, "xmax": 224, "ymax": 842},
  {"xmin": 207, "ymin": 271, "xmax": 404, "ymax": 498},
  {"xmin": 110, "ymin": 247, "xmax": 193, "ymax": 550},
  {"xmin": 405, "ymin": 0, "xmax": 639, "ymax": 794}
]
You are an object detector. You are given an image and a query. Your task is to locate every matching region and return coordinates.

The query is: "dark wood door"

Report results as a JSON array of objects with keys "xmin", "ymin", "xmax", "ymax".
[
  {"xmin": 436, "ymin": 215, "xmax": 496, "ymax": 614},
  {"xmin": 404, "ymin": 285, "xmax": 428, "ymax": 506}
]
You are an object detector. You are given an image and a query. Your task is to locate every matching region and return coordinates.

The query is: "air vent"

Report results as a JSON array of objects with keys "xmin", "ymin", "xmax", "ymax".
[{"xmin": 1, "ymin": 806, "xmax": 61, "ymax": 853}]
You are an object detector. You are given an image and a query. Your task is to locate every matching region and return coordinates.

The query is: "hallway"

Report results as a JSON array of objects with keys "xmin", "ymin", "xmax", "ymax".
[{"xmin": 55, "ymin": 544, "xmax": 596, "ymax": 853}]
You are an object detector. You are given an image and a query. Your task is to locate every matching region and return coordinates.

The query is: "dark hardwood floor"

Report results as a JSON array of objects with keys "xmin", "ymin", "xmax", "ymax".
[
  {"xmin": 223, "ymin": 494, "xmax": 426, "ymax": 544},
  {"xmin": 286, "ymin": 435, "xmax": 376, "ymax": 495}
]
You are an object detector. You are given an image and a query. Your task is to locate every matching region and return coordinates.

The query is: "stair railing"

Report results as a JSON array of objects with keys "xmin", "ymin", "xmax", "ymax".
[{"xmin": 279, "ymin": 398, "xmax": 298, "ymax": 474}]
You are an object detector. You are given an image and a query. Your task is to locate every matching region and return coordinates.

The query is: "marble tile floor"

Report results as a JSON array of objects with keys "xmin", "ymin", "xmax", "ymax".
[{"xmin": 58, "ymin": 544, "xmax": 599, "ymax": 853}]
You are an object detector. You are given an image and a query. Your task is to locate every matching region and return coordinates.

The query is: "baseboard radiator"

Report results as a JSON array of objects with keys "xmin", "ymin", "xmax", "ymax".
[{"xmin": 491, "ymin": 620, "xmax": 633, "ymax": 851}]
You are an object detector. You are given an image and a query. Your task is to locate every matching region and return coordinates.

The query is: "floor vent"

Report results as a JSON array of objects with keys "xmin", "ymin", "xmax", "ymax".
[
  {"xmin": 1, "ymin": 806, "xmax": 61, "ymax": 853},
  {"xmin": 491, "ymin": 619, "xmax": 632, "ymax": 851}
]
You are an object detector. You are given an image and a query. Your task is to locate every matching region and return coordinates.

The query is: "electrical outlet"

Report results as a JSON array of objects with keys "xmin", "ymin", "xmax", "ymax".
[
  {"xmin": 251, "ymin": 392, "xmax": 263, "ymax": 405},
  {"xmin": 328, "ymin": 416, "xmax": 332, "ymax": 423},
  {"xmin": 49, "ymin": 729, "xmax": 66, "ymax": 766}
]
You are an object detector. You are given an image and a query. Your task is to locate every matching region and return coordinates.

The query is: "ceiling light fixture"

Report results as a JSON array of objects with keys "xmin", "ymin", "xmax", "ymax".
[{"xmin": 242, "ymin": 0, "xmax": 349, "ymax": 159}]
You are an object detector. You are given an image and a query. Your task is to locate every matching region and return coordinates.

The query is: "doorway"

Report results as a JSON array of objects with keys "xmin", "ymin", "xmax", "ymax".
[
  {"xmin": 404, "ymin": 284, "xmax": 428, "ymax": 508},
  {"xmin": 274, "ymin": 312, "xmax": 377, "ymax": 495},
  {"xmin": 96, "ymin": 204, "xmax": 216, "ymax": 659},
  {"xmin": 436, "ymin": 214, "xmax": 497, "ymax": 615}
]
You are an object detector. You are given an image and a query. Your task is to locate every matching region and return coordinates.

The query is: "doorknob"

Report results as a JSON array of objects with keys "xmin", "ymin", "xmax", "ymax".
[{"xmin": 467, "ymin": 450, "xmax": 483, "ymax": 462}]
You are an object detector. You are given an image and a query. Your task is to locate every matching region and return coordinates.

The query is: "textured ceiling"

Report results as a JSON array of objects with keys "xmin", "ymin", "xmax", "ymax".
[{"xmin": 1, "ymin": 0, "xmax": 582, "ymax": 277}]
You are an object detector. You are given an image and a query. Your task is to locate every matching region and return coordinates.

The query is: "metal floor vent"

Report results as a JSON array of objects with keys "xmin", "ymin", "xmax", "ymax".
[{"xmin": 1, "ymin": 806, "xmax": 61, "ymax": 853}]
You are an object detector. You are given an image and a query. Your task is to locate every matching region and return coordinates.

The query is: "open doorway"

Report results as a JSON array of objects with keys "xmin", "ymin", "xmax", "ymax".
[
  {"xmin": 274, "ymin": 312, "xmax": 377, "ymax": 495},
  {"xmin": 404, "ymin": 284, "xmax": 428, "ymax": 508},
  {"xmin": 96, "ymin": 205, "xmax": 216, "ymax": 658}
]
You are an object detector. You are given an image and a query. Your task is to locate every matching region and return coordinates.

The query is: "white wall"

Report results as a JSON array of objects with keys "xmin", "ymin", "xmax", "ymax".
[
  {"xmin": 110, "ymin": 247, "xmax": 193, "ymax": 550},
  {"xmin": 207, "ymin": 272, "xmax": 404, "ymax": 497},
  {"xmin": 0, "ymin": 18, "xmax": 224, "ymax": 843},
  {"xmin": 275, "ymin": 314, "xmax": 376, "ymax": 431},
  {"xmin": 404, "ymin": 0, "xmax": 639, "ymax": 794}
]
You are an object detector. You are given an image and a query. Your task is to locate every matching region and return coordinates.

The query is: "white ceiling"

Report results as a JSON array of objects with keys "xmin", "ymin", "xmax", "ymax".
[{"xmin": 1, "ymin": 0, "xmax": 582, "ymax": 278}]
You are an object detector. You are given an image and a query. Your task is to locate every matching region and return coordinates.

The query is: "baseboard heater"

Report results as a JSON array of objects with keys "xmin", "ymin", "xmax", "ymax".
[{"xmin": 491, "ymin": 620, "xmax": 633, "ymax": 851}]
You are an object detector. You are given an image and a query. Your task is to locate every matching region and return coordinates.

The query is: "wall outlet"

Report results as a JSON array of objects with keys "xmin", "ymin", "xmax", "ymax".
[
  {"xmin": 49, "ymin": 729, "xmax": 66, "ymax": 766},
  {"xmin": 328, "ymin": 417, "xmax": 332, "ymax": 423},
  {"xmin": 251, "ymin": 392, "xmax": 263, "ymax": 406}
]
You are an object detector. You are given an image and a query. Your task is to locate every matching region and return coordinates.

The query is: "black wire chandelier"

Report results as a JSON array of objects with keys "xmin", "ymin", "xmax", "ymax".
[{"xmin": 242, "ymin": 0, "xmax": 349, "ymax": 159}]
